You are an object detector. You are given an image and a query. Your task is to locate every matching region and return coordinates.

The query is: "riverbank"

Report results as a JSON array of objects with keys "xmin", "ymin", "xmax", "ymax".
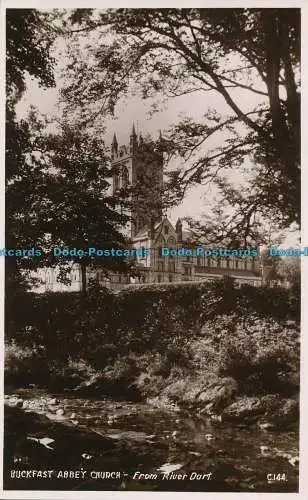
[
  {"xmin": 4, "ymin": 281, "xmax": 300, "ymax": 491},
  {"xmin": 6, "ymin": 312, "xmax": 300, "ymax": 430}
]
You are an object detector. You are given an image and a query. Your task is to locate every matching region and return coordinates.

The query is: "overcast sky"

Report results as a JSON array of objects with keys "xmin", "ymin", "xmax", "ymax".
[{"xmin": 14, "ymin": 15, "xmax": 299, "ymax": 246}]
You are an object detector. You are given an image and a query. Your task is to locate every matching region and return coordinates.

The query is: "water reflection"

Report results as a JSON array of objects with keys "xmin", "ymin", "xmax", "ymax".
[{"xmin": 4, "ymin": 390, "xmax": 299, "ymax": 492}]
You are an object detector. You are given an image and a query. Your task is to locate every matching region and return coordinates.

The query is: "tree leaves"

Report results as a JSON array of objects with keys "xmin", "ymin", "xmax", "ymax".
[{"xmin": 60, "ymin": 8, "xmax": 300, "ymax": 240}]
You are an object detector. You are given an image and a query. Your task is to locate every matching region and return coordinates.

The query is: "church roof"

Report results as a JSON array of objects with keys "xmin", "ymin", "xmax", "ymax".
[
  {"xmin": 132, "ymin": 218, "xmax": 194, "ymax": 243},
  {"xmin": 133, "ymin": 221, "xmax": 162, "ymax": 240}
]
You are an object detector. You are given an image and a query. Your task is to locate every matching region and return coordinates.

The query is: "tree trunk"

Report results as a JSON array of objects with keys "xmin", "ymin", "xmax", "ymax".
[
  {"xmin": 261, "ymin": 11, "xmax": 289, "ymax": 146},
  {"xmin": 80, "ymin": 261, "xmax": 87, "ymax": 296},
  {"xmin": 278, "ymin": 11, "xmax": 300, "ymax": 154}
]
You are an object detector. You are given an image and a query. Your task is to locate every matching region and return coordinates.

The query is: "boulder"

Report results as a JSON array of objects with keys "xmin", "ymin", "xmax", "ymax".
[
  {"xmin": 197, "ymin": 377, "xmax": 238, "ymax": 411},
  {"xmin": 6, "ymin": 396, "xmax": 24, "ymax": 408},
  {"xmin": 223, "ymin": 395, "xmax": 299, "ymax": 428},
  {"xmin": 267, "ymin": 398, "xmax": 299, "ymax": 428},
  {"xmin": 260, "ymin": 394, "xmax": 282, "ymax": 412},
  {"xmin": 223, "ymin": 396, "xmax": 263, "ymax": 423},
  {"xmin": 162, "ymin": 379, "xmax": 188, "ymax": 400}
]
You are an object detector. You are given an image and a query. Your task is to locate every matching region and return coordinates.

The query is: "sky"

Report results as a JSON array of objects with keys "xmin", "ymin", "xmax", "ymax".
[
  {"xmin": 14, "ymin": 15, "xmax": 299, "ymax": 246},
  {"xmin": 15, "ymin": 76, "xmax": 222, "ymax": 225}
]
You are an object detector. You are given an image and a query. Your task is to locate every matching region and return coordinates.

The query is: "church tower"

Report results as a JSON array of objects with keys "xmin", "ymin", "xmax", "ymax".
[{"xmin": 111, "ymin": 125, "xmax": 164, "ymax": 238}]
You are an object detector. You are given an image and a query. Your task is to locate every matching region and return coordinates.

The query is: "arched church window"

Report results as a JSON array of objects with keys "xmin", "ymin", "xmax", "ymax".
[
  {"xmin": 168, "ymin": 237, "xmax": 176, "ymax": 246},
  {"xmin": 138, "ymin": 216, "xmax": 145, "ymax": 229},
  {"xmin": 114, "ymin": 173, "xmax": 120, "ymax": 190},
  {"xmin": 168, "ymin": 261, "xmax": 175, "ymax": 273},
  {"xmin": 122, "ymin": 167, "xmax": 129, "ymax": 189},
  {"xmin": 156, "ymin": 237, "xmax": 165, "ymax": 258},
  {"xmin": 157, "ymin": 261, "xmax": 164, "ymax": 272}
]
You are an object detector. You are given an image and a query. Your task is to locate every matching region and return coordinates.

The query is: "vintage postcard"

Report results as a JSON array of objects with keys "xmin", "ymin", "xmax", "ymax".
[{"xmin": 1, "ymin": 0, "xmax": 306, "ymax": 498}]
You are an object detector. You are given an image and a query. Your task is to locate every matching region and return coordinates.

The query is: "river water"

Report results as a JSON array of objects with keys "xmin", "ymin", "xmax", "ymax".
[{"xmin": 4, "ymin": 390, "xmax": 299, "ymax": 492}]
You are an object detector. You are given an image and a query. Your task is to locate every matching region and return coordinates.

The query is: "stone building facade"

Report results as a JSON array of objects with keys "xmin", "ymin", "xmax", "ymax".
[
  {"xmin": 102, "ymin": 126, "xmax": 262, "ymax": 290},
  {"xmin": 32, "ymin": 126, "xmax": 262, "ymax": 293}
]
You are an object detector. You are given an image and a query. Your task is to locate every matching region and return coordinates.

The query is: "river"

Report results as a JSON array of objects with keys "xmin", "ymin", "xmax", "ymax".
[{"xmin": 4, "ymin": 389, "xmax": 299, "ymax": 492}]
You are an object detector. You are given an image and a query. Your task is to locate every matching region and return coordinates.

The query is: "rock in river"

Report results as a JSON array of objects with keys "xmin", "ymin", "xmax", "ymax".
[{"xmin": 222, "ymin": 397, "xmax": 263, "ymax": 423}]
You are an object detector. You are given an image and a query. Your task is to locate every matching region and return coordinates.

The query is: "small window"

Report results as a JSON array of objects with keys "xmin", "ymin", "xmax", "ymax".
[{"xmin": 164, "ymin": 226, "xmax": 169, "ymax": 235}]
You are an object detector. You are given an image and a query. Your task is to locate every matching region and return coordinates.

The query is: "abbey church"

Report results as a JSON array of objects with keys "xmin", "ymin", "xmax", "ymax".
[
  {"xmin": 34, "ymin": 126, "xmax": 262, "ymax": 293},
  {"xmin": 106, "ymin": 125, "xmax": 261, "ymax": 290}
]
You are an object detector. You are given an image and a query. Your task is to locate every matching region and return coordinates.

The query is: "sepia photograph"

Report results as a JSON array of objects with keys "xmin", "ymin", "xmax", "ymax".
[{"xmin": 3, "ymin": 2, "xmax": 302, "ymax": 496}]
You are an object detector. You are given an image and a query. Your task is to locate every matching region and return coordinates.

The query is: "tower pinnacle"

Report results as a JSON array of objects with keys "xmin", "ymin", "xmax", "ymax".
[
  {"xmin": 130, "ymin": 123, "xmax": 138, "ymax": 151},
  {"xmin": 131, "ymin": 123, "xmax": 137, "ymax": 137},
  {"xmin": 112, "ymin": 132, "xmax": 118, "ymax": 148}
]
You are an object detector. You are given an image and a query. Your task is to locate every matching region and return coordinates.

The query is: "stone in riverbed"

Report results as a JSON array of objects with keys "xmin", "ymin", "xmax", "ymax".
[
  {"xmin": 265, "ymin": 398, "xmax": 299, "ymax": 428},
  {"xmin": 223, "ymin": 395, "xmax": 299, "ymax": 428},
  {"xmin": 6, "ymin": 397, "xmax": 24, "ymax": 408},
  {"xmin": 197, "ymin": 377, "xmax": 238, "ymax": 411},
  {"xmin": 222, "ymin": 396, "xmax": 263, "ymax": 423},
  {"xmin": 48, "ymin": 398, "xmax": 58, "ymax": 405}
]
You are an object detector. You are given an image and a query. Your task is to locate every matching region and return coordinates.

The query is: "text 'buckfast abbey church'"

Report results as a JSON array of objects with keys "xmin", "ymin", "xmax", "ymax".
[{"xmin": 34, "ymin": 125, "xmax": 262, "ymax": 293}]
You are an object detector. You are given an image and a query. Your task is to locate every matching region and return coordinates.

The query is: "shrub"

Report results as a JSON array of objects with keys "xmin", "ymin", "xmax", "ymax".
[
  {"xmin": 165, "ymin": 343, "xmax": 193, "ymax": 369},
  {"xmin": 102, "ymin": 354, "xmax": 140, "ymax": 383},
  {"xmin": 5, "ymin": 341, "xmax": 50, "ymax": 388},
  {"xmin": 5, "ymin": 278, "xmax": 300, "ymax": 394},
  {"xmin": 218, "ymin": 317, "xmax": 300, "ymax": 395},
  {"xmin": 47, "ymin": 358, "xmax": 96, "ymax": 390}
]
